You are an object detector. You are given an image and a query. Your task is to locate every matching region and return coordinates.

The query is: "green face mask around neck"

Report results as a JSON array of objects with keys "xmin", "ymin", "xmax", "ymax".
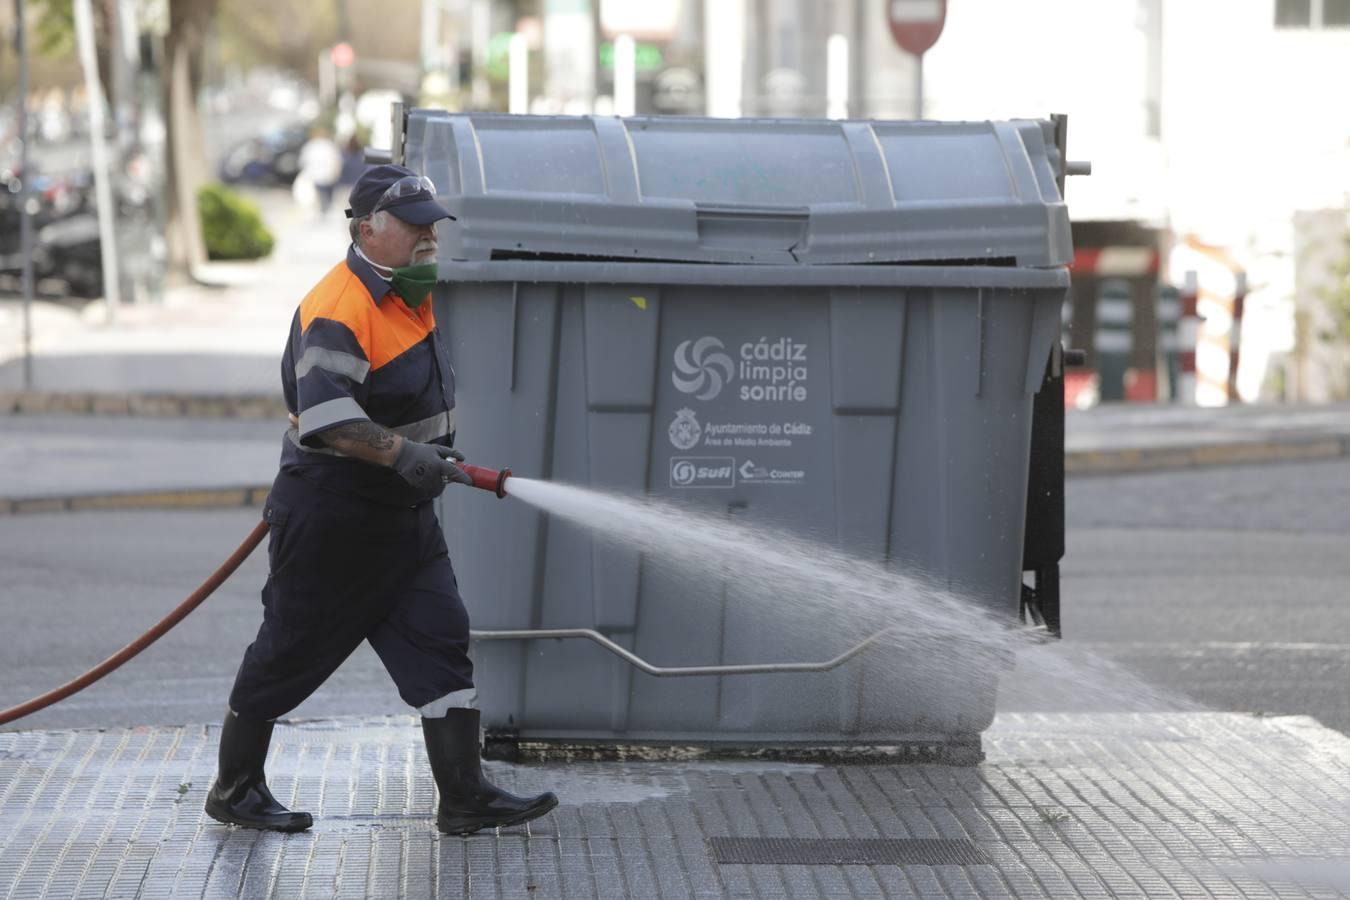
[{"xmin": 389, "ymin": 262, "xmax": 438, "ymax": 309}]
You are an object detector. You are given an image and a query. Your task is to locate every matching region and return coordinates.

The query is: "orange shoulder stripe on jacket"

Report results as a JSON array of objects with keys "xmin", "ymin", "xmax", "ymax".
[{"xmin": 298, "ymin": 263, "xmax": 374, "ymax": 358}]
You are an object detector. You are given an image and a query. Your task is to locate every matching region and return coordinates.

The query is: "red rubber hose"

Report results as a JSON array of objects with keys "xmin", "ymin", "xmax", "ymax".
[{"xmin": 0, "ymin": 519, "xmax": 270, "ymax": 727}]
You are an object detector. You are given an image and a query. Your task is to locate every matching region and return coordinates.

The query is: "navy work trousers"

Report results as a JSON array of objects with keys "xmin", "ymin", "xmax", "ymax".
[{"xmin": 228, "ymin": 471, "xmax": 475, "ymax": 721}]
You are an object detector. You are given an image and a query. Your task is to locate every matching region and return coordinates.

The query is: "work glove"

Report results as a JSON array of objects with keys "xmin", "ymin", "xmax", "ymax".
[{"xmin": 392, "ymin": 439, "xmax": 473, "ymax": 498}]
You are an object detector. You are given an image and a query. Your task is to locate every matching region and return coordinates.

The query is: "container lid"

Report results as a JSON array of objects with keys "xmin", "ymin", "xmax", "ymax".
[{"xmin": 404, "ymin": 112, "xmax": 1072, "ymax": 269}]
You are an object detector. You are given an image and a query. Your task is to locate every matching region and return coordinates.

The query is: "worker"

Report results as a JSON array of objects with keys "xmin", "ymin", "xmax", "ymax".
[{"xmin": 204, "ymin": 164, "xmax": 558, "ymax": 835}]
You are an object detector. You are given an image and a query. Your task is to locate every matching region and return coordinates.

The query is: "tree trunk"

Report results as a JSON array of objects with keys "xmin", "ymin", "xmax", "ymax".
[
  {"xmin": 95, "ymin": 0, "xmax": 116, "ymax": 110},
  {"xmin": 161, "ymin": 0, "xmax": 217, "ymax": 278}
]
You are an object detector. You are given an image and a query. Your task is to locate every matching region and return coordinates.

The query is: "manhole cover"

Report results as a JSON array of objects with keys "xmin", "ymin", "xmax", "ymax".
[{"xmin": 709, "ymin": 837, "xmax": 991, "ymax": 866}]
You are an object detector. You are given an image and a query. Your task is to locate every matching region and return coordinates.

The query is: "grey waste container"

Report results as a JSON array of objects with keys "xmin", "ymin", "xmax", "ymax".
[{"xmin": 402, "ymin": 112, "xmax": 1071, "ymax": 760}]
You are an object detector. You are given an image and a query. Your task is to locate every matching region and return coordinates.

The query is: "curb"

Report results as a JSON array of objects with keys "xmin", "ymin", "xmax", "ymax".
[
  {"xmin": 3, "ymin": 441, "xmax": 1347, "ymax": 517},
  {"xmin": 0, "ymin": 486, "xmax": 270, "ymax": 516},
  {"xmin": 0, "ymin": 392, "xmax": 286, "ymax": 419},
  {"xmin": 1064, "ymin": 435, "xmax": 1350, "ymax": 476}
]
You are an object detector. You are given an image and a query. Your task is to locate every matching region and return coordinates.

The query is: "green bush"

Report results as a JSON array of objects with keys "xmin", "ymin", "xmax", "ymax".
[{"xmin": 197, "ymin": 183, "xmax": 275, "ymax": 260}]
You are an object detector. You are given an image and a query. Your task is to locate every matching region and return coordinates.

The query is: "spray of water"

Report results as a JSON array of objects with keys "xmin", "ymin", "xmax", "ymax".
[
  {"xmin": 504, "ymin": 477, "xmax": 1194, "ymax": 716},
  {"xmin": 501, "ymin": 479, "xmax": 1339, "ymax": 893}
]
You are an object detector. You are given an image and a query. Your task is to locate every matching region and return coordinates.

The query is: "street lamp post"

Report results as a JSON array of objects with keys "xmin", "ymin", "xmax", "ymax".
[
  {"xmin": 826, "ymin": 34, "xmax": 849, "ymax": 120},
  {"xmin": 15, "ymin": 0, "xmax": 34, "ymax": 389},
  {"xmin": 508, "ymin": 32, "xmax": 528, "ymax": 114},
  {"xmin": 613, "ymin": 34, "xmax": 636, "ymax": 116},
  {"xmin": 73, "ymin": 0, "xmax": 122, "ymax": 316}
]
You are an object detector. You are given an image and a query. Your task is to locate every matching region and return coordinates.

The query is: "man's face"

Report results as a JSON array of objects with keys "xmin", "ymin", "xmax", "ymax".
[{"xmin": 362, "ymin": 214, "xmax": 438, "ymax": 269}]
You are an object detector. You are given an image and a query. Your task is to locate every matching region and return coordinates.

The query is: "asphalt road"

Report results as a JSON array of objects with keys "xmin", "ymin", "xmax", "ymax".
[
  {"xmin": 1, "ymin": 458, "xmax": 1347, "ymax": 735},
  {"xmin": 1048, "ymin": 456, "xmax": 1350, "ymax": 735}
]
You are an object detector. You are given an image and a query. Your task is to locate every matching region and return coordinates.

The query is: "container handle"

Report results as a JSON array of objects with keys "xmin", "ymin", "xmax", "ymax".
[
  {"xmin": 694, "ymin": 205, "xmax": 810, "ymax": 255},
  {"xmin": 469, "ymin": 626, "xmax": 895, "ymax": 677}
]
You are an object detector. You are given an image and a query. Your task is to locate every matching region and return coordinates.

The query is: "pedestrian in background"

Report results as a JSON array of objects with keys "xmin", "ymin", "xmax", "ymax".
[
  {"xmin": 295, "ymin": 125, "xmax": 343, "ymax": 218},
  {"xmin": 339, "ymin": 132, "xmax": 369, "ymax": 187}
]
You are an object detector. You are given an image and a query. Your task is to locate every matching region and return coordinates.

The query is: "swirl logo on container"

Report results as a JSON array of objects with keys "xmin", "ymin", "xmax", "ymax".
[{"xmin": 672, "ymin": 337, "xmax": 735, "ymax": 401}]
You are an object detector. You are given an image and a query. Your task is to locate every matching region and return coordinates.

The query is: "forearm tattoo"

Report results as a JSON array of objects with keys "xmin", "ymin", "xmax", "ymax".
[{"xmin": 323, "ymin": 421, "xmax": 398, "ymax": 451}]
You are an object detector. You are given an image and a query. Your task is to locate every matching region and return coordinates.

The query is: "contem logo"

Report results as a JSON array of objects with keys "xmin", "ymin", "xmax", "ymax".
[{"xmin": 672, "ymin": 337, "xmax": 735, "ymax": 401}]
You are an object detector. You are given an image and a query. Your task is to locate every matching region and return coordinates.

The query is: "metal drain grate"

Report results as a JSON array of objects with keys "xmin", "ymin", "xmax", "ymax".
[{"xmin": 710, "ymin": 837, "xmax": 991, "ymax": 867}]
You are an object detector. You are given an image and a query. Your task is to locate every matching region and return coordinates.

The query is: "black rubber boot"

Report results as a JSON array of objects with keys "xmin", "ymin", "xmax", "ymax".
[
  {"xmin": 422, "ymin": 709, "xmax": 558, "ymax": 836},
  {"xmin": 204, "ymin": 709, "xmax": 313, "ymax": 832}
]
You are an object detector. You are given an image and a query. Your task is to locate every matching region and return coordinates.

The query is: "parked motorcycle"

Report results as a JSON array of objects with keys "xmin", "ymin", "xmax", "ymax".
[{"xmin": 1, "ymin": 164, "xmax": 103, "ymax": 298}]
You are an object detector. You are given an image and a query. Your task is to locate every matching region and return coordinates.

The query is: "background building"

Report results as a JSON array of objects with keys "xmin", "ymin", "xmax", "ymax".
[{"xmin": 4, "ymin": 0, "xmax": 1348, "ymax": 402}]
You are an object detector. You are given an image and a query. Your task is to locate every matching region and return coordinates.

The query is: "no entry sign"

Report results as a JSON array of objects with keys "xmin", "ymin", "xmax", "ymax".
[{"xmin": 888, "ymin": 0, "xmax": 947, "ymax": 56}]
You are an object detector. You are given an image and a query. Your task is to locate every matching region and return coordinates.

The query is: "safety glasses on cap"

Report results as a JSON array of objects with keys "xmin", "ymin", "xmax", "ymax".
[{"xmin": 347, "ymin": 174, "xmax": 438, "ymax": 218}]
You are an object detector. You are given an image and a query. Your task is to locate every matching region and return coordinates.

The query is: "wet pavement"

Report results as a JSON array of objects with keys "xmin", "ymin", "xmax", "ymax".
[{"xmin": 2, "ymin": 713, "xmax": 1348, "ymax": 898}]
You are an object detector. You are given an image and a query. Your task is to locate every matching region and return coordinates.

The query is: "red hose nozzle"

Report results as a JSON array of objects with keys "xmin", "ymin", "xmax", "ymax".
[{"xmin": 460, "ymin": 463, "xmax": 511, "ymax": 498}]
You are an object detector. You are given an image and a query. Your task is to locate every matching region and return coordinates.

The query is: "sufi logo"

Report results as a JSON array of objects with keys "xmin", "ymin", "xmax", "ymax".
[{"xmin": 669, "ymin": 456, "xmax": 735, "ymax": 488}]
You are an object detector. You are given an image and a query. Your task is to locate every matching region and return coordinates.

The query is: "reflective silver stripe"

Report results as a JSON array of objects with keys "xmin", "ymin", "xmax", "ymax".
[
  {"xmin": 286, "ymin": 427, "xmax": 343, "ymax": 456},
  {"xmin": 417, "ymin": 688, "xmax": 478, "ymax": 716},
  {"xmin": 295, "ymin": 346, "xmax": 370, "ymax": 384},
  {"xmin": 299, "ymin": 396, "xmax": 368, "ymax": 437},
  {"xmin": 392, "ymin": 409, "xmax": 455, "ymax": 443}
]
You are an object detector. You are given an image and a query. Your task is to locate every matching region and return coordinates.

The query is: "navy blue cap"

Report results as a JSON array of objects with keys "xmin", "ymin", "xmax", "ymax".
[{"xmin": 345, "ymin": 164, "xmax": 455, "ymax": 225}]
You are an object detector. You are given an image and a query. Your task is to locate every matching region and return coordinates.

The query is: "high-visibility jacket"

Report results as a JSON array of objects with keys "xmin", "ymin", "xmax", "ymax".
[{"xmin": 279, "ymin": 245, "xmax": 457, "ymax": 506}]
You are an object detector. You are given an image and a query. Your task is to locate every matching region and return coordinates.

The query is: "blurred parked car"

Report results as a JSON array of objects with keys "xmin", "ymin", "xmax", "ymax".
[
  {"xmin": 1, "ymin": 164, "xmax": 103, "ymax": 298},
  {"xmin": 218, "ymin": 122, "xmax": 312, "ymax": 185}
]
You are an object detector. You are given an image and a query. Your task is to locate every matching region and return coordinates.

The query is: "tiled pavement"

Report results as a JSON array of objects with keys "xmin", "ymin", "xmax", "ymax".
[{"xmin": 2, "ymin": 713, "xmax": 1349, "ymax": 899}]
